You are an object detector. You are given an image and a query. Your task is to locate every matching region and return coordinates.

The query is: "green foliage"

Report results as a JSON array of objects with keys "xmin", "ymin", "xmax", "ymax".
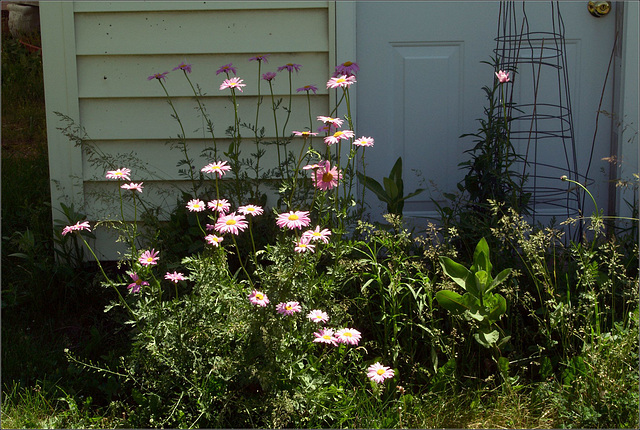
[{"xmin": 357, "ymin": 156, "xmax": 425, "ymax": 216}]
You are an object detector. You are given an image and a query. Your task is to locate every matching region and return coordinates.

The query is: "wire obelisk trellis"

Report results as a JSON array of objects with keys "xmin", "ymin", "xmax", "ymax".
[{"xmin": 494, "ymin": 1, "xmax": 586, "ymax": 239}]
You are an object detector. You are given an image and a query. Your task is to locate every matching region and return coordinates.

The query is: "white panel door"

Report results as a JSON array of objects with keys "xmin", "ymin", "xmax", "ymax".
[{"xmin": 353, "ymin": 1, "xmax": 616, "ymax": 222}]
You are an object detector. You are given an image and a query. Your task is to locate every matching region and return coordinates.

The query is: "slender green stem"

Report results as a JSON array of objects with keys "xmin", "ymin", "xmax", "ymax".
[
  {"xmin": 254, "ymin": 61, "xmax": 264, "ymax": 198},
  {"xmin": 183, "ymin": 71, "xmax": 218, "ymax": 160},
  {"xmin": 231, "ymin": 234, "xmax": 253, "ymax": 288}
]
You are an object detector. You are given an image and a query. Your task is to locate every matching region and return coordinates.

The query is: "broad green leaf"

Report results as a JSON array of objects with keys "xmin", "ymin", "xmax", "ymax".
[
  {"xmin": 356, "ymin": 172, "xmax": 390, "ymax": 203},
  {"xmin": 439, "ymin": 256, "xmax": 472, "ymax": 291},
  {"xmin": 383, "ymin": 176, "xmax": 399, "ymax": 200},
  {"xmin": 485, "ymin": 268, "xmax": 512, "ymax": 294},
  {"xmin": 389, "ymin": 156, "xmax": 403, "ymax": 183},
  {"xmin": 435, "ymin": 290, "xmax": 468, "ymax": 315},
  {"xmin": 472, "ymin": 238, "xmax": 492, "ymax": 274},
  {"xmin": 498, "ymin": 356, "xmax": 510, "ymax": 374},
  {"xmin": 474, "ymin": 270, "xmax": 489, "ymax": 295},
  {"xmin": 473, "ymin": 329, "xmax": 499, "ymax": 348},
  {"xmin": 488, "ymin": 292, "xmax": 507, "ymax": 323}
]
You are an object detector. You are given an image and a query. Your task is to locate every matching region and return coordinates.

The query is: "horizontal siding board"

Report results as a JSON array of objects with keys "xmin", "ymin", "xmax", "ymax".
[
  {"xmin": 76, "ymin": 53, "xmax": 330, "ymax": 98},
  {"xmin": 73, "ymin": 1, "xmax": 329, "ymax": 13},
  {"xmin": 78, "ymin": 96, "xmax": 331, "ymax": 140},
  {"xmin": 74, "ymin": 9, "xmax": 329, "ymax": 55},
  {"xmin": 81, "ymin": 138, "xmax": 320, "ymax": 182}
]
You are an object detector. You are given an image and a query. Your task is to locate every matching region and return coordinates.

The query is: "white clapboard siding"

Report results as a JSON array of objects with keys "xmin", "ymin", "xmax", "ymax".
[{"xmin": 41, "ymin": 1, "xmax": 339, "ymax": 259}]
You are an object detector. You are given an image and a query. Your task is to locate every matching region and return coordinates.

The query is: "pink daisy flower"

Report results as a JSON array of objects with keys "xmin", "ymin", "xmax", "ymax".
[
  {"xmin": 294, "ymin": 239, "xmax": 315, "ymax": 253},
  {"xmin": 353, "ymin": 136, "xmax": 374, "ymax": 147},
  {"xmin": 208, "ymin": 199, "xmax": 230, "ymax": 213},
  {"xmin": 262, "ymin": 72, "xmax": 277, "ymax": 82},
  {"xmin": 220, "ymin": 77, "xmax": 245, "ymax": 92},
  {"xmin": 248, "ymin": 290, "xmax": 269, "ymax": 307},
  {"xmin": 106, "ymin": 168, "xmax": 131, "ymax": 181},
  {"xmin": 147, "ymin": 72, "xmax": 169, "ymax": 82},
  {"xmin": 334, "ymin": 61, "xmax": 360, "ymax": 77},
  {"xmin": 186, "ymin": 199, "xmax": 206, "ymax": 212},
  {"xmin": 121, "ymin": 182, "xmax": 144, "ymax": 192},
  {"xmin": 335, "ymin": 328, "xmax": 362, "ymax": 346},
  {"xmin": 276, "ymin": 210, "xmax": 311, "ymax": 230},
  {"xmin": 313, "ymin": 161, "xmax": 342, "ymax": 191},
  {"xmin": 61, "ymin": 221, "xmax": 91, "ymax": 236},
  {"xmin": 249, "ymin": 54, "xmax": 270, "ymax": 63},
  {"xmin": 172, "ymin": 62, "xmax": 192, "ymax": 73},
  {"xmin": 292, "ymin": 130, "xmax": 318, "ymax": 138},
  {"xmin": 317, "ymin": 116, "xmax": 344, "ymax": 128},
  {"xmin": 164, "ymin": 271, "xmax": 186, "ymax": 283},
  {"xmin": 216, "ymin": 63, "xmax": 237, "ymax": 76},
  {"xmin": 495, "ymin": 70, "xmax": 510, "ymax": 83},
  {"xmin": 302, "ymin": 226, "xmax": 332, "ymax": 244},
  {"xmin": 296, "ymin": 84, "xmax": 318, "ymax": 94},
  {"xmin": 205, "ymin": 234, "xmax": 224, "ymax": 247},
  {"xmin": 324, "ymin": 129, "xmax": 355, "ymax": 146},
  {"xmin": 201, "ymin": 161, "xmax": 231, "ymax": 178},
  {"xmin": 317, "ymin": 124, "xmax": 332, "ymax": 134},
  {"xmin": 313, "ymin": 328, "xmax": 339, "ymax": 346},
  {"xmin": 214, "ymin": 212, "xmax": 248, "ymax": 235},
  {"xmin": 127, "ymin": 272, "xmax": 148, "ymax": 293},
  {"xmin": 277, "ymin": 63, "xmax": 302, "ymax": 73},
  {"xmin": 307, "ymin": 309, "xmax": 329, "ymax": 324},
  {"xmin": 367, "ymin": 362, "xmax": 395, "ymax": 384},
  {"xmin": 327, "ymin": 74, "xmax": 357, "ymax": 89},
  {"xmin": 302, "ymin": 163, "xmax": 322, "ymax": 171},
  {"xmin": 276, "ymin": 301, "xmax": 302, "ymax": 316},
  {"xmin": 139, "ymin": 249, "xmax": 159, "ymax": 266},
  {"xmin": 238, "ymin": 205, "xmax": 264, "ymax": 216}
]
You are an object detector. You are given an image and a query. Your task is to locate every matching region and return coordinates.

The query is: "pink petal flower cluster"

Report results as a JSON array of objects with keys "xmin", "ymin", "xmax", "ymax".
[
  {"xmin": 296, "ymin": 84, "xmax": 318, "ymax": 94},
  {"xmin": 164, "ymin": 271, "xmax": 186, "ymax": 283},
  {"xmin": 61, "ymin": 221, "xmax": 91, "ymax": 236},
  {"xmin": 292, "ymin": 130, "xmax": 318, "ymax": 138},
  {"xmin": 172, "ymin": 62, "xmax": 192, "ymax": 74},
  {"xmin": 147, "ymin": 72, "xmax": 169, "ymax": 82},
  {"xmin": 106, "ymin": 168, "xmax": 131, "ymax": 181},
  {"xmin": 262, "ymin": 72, "xmax": 277, "ymax": 82},
  {"xmin": 214, "ymin": 212, "xmax": 248, "ymax": 235},
  {"xmin": 216, "ymin": 63, "xmax": 237, "ymax": 76},
  {"xmin": 302, "ymin": 226, "xmax": 332, "ymax": 244},
  {"xmin": 249, "ymin": 54, "xmax": 270, "ymax": 63},
  {"xmin": 495, "ymin": 70, "xmax": 510, "ymax": 83},
  {"xmin": 238, "ymin": 205, "xmax": 264, "ymax": 216},
  {"xmin": 220, "ymin": 77, "xmax": 246, "ymax": 92},
  {"xmin": 324, "ymin": 129, "xmax": 354, "ymax": 146},
  {"xmin": 317, "ymin": 116, "xmax": 344, "ymax": 128},
  {"xmin": 334, "ymin": 61, "xmax": 359, "ymax": 77},
  {"xmin": 128, "ymin": 272, "xmax": 148, "ymax": 293},
  {"xmin": 313, "ymin": 328, "xmax": 338, "ymax": 346},
  {"xmin": 307, "ymin": 309, "xmax": 330, "ymax": 324},
  {"xmin": 353, "ymin": 136, "xmax": 374, "ymax": 147},
  {"xmin": 248, "ymin": 290, "xmax": 269, "ymax": 307},
  {"xmin": 205, "ymin": 234, "xmax": 224, "ymax": 247},
  {"xmin": 294, "ymin": 238, "xmax": 315, "ymax": 253},
  {"xmin": 335, "ymin": 328, "xmax": 362, "ymax": 345},
  {"xmin": 186, "ymin": 199, "xmax": 206, "ymax": 212},
  {"xmin": 277, "ymin": 63, "xmax": 302, "ymax": 73},
  {"xmin": 121, "ymin": 182, "xmax": 144, "ymax": 192},
  {"xmin": 276, "ymin": 301, "xmax": 302, "ymax": 316},
  {"xmin": 367, "ymin": 362, "xmax": 395, "ymax": 384},
  {"xmin": 327, "ymin": 74, "xmax": 356, "ymax": 89},
  {"xmin": 208, "ymin": 199, "xmax": 230, "ymax": 214},
  {"xmin": 313, "ymin": 161, "xmax": 342, "ymax": 191},
  {"xmin": 201, "ymin": 160, "xmax": 231, "ymax": 178},
  {"xmin": 139, "ymin": 249, "xmax": 159, "ymax": 266},
  {"xmin": 276, "ymin": 210, "xmax": 311, "ymax": 230}
]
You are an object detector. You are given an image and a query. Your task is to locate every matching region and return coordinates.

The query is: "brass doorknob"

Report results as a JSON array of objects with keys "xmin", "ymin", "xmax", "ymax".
[{"xmin": 588, "ymin": 1, "xmax": 611, "ymax": 17}]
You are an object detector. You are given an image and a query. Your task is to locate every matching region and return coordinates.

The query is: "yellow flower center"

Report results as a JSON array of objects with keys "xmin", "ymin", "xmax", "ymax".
[
  {"xmin": 226, "ymin": 219, "xmax": 236, "ymax": 225},
  {"xmin": 336, "ymin": 78, "xmax": 346, "ymax": 84},
  {"xmin": 322, "ymin": 172, "xmax": 334, "ymax": 182},
  {"xmin": 286, "ymin": 305, "xmax": 292, "ymax": 310},
  {"xmin": 323, "ymin": 334, "xmax": 331, "ymax": 340},
  {"xmin": 344, "ymin": 61, "xmax": 353, "ymax": 66},
  {"xmin": 255, "ymin": 293, "xmax": 263, "ymax": 300},
  {"xmin": 315, "ymin": 315, "xmax": 323, "ymax": 319},
  {"xmin": 135, "ymin": 278, "xmax": 143, "ymax": 285},
  {"xmin": 289, "ymin": 214, "xmax": 299, "ymax": 221},
  {"xmin": 146, "ymin": 257, "xmax": 153, "ymax": 262},
  {"xmin": 344, "ymin": 332, "xmax": 352, "ymax": 337},
  {"xmin": 313, "ymin": 232, "xmax": 321, "ymax": 237},
  {"xmin": 377, "ymin": 368, "xmax": 386, "ymax": 375},
  {"xmin": 334, "ymin": 131, "xmax": 344, "ymax": 138}
]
